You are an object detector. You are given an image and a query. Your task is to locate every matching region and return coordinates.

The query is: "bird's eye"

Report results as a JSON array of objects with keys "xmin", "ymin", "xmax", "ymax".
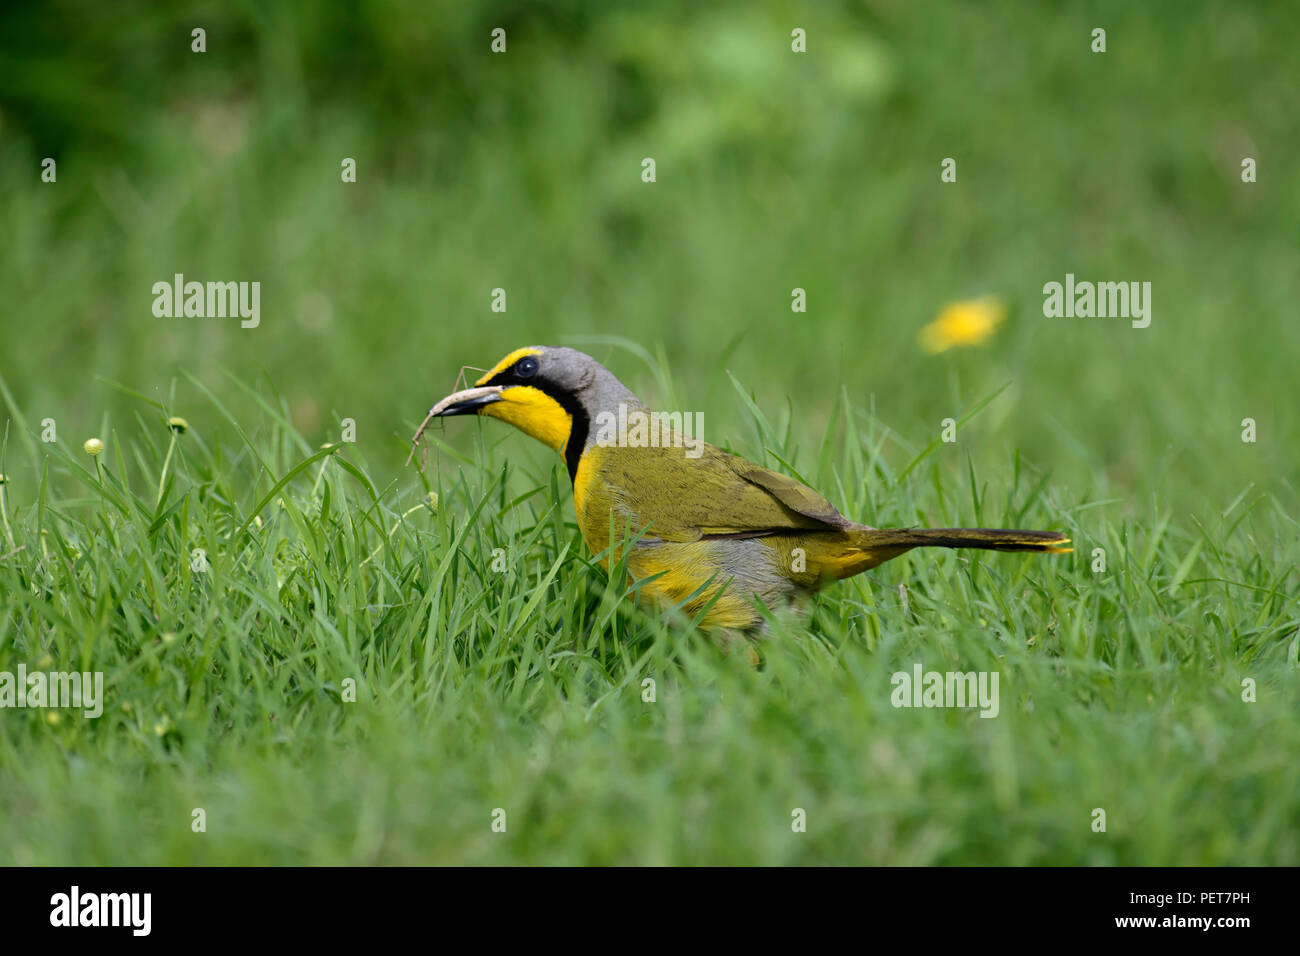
[{"xmin": 516, "ymin": 356, "xmax": 539, "ymax": 378}]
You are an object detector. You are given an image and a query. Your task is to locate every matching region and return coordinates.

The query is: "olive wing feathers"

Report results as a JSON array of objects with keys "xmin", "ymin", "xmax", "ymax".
[{"xmin": 591, "ymin": 443, "xmax": 851, "ymax": 542}]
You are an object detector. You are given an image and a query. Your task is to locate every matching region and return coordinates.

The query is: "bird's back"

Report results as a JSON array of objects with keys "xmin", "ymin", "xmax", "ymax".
[{"xmin": 572, "ymin": 439, "xmax": 870, "ymax": 628}]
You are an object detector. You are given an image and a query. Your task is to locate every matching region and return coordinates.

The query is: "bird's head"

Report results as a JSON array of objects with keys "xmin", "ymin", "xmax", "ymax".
[{"xmin": 421, "ymin": 346, "xmax": 641, "ymax": 477}]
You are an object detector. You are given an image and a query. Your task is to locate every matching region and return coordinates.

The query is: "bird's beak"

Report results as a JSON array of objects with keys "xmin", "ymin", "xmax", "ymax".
[{"xmin": 426, "ymin": 384, "xmax": 505, "ymax": 418}]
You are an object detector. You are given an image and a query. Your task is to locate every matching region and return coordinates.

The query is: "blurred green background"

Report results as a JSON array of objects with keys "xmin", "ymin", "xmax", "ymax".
[
  {"xmin": 2, "ymin": 0, "xmax": 1296, "ymax": 520},
  {"xmin": 1, "ymin": 0, "xmax": 1298, "ymax": 868}
]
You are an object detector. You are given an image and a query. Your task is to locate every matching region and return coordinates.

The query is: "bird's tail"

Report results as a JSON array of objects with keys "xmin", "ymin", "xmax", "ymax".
[
  {"xmin": 823, "ymin": 526, "xmax": 1071, "ymax": 579},
  {"xmin": 855, "ymin": 527, "xmax": 1072, "ymax": 554}
]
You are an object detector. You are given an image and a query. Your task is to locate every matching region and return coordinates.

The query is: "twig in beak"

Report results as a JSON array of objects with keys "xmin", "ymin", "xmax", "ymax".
[
  {"xmin": 406, "ymin": 368, "xmax": 488, "ymax": 471},
  {"xmin": 404, "ymin": 384, "xmax": 506, "ymax": 471},
  {"xmin": 405, "ymin": 405, "xmax": 439, "ymax": 470},
  {"xmin": 453, "ymin": 365, "xmax": 488, "ymax": 394}
]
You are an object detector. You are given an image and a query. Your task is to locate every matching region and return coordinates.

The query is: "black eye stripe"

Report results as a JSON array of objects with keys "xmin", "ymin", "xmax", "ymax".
[
  {"xmin": 477, "ymin": 358, "xmax": 587, "ymax": 482},
  {"xmin": 483, "ymin": 355, "xmax": 541, "ymax": 387}
]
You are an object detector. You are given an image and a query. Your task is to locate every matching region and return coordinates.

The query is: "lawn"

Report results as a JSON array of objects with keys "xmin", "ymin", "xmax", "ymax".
[{"xmin": 0, "ymin": 0, "xmax": 1296, "ymax": 864}]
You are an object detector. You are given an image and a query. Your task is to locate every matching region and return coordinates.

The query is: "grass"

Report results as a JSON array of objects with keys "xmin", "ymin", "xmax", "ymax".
[
  {"xmin": 0, "ymin": 357, "xmax": 1296, "ymax": 865},
  {"xmin": 1, "ymin": 0, "xmax": 1298, "ymax": 865}
]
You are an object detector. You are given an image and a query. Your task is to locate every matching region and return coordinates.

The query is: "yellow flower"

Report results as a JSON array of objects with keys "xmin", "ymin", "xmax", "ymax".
[
  {"xmin": 920, "ymin": 296, "xmax": 1007, "ymax": 354},
  {"xmin": 83, "ymin": 438, "xmax": 105, "ymax": 456}
]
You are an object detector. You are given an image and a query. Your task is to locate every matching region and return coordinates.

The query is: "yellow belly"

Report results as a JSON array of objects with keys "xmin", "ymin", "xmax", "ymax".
[
  {"xmin": 625, "ymin": 542, "xmax": 769, "ymax": 630},
  {"xmin": 574, "ymin": 446, "xmax": 767, "ymax": 628}
]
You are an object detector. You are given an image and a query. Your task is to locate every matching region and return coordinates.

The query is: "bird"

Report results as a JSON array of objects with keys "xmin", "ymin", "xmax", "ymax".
[{"xmin": 409, "ymin": 346, "xmax": 1070, "ymax": 631}]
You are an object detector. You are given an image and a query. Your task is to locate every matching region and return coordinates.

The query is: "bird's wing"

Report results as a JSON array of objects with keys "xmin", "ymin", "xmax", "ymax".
[
  {"xmin": 726, "ymin": 458, "xmax": 851, "ymax": 528},
  {"xmin": 591, "ymin": 443, "xmax": 850, "ymax": 543}
]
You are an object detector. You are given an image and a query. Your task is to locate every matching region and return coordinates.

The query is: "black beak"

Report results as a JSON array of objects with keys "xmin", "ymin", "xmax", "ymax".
[
  {"xmin": 407, "ymin": 384, "xmax": 507, "ymax": 470},
  {"xmin": 427, "ymin": 385, "xmax": 505, "ymax": 418}
]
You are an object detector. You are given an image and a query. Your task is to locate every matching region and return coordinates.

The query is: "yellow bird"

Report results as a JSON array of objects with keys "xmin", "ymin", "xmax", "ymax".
[{"xmin": 412, "ymin": 346, "xmax": 1069, "ymax": 631}]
